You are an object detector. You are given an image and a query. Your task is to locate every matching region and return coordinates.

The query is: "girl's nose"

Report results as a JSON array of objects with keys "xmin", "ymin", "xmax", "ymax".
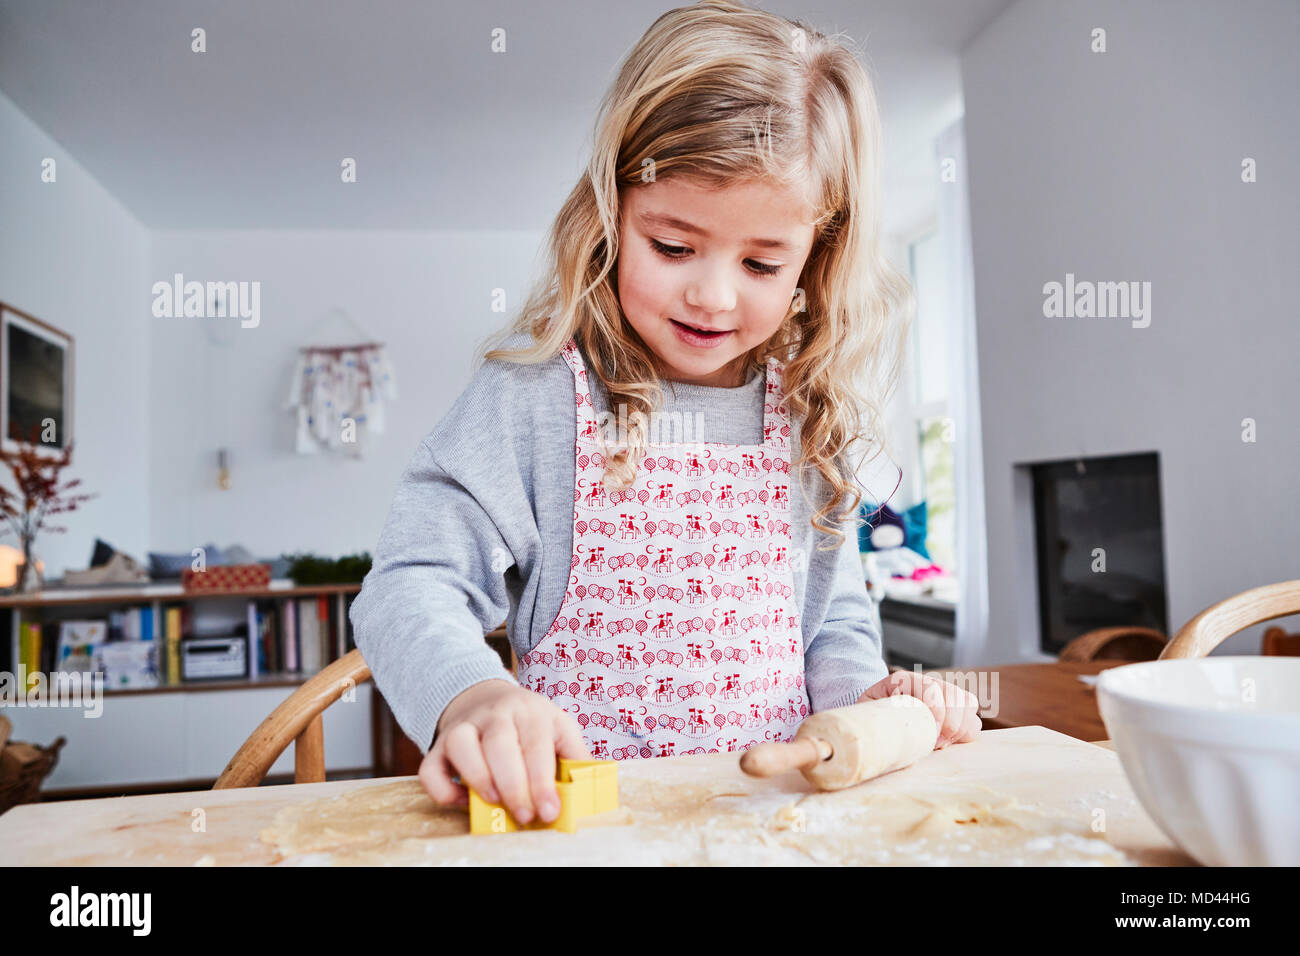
[{"xmin": 683, "ymin": 267, "xmax": 736, "ymax": 314}]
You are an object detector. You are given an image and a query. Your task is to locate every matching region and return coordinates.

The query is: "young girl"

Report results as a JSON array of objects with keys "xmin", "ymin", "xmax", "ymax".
[{"xmin": 350, "ymin": 0, "xmax": 979, "ymax": 826}]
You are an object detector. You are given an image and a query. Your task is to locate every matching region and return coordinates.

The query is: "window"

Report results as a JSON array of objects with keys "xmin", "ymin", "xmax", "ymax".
[{"xmin": 907, "ymin": 230, "xmax": 957, "ymax": 577}]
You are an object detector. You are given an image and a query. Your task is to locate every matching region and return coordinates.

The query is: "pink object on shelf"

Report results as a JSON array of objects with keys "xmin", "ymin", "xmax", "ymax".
[{"xmin": 909, "ymin": 565, "xmax": 945, "ymax": 582}]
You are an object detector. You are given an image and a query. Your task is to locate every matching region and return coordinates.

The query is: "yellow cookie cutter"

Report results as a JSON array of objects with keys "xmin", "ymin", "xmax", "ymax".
[{"xmin": 468, "ymin": 758, "xmax": 618, "ymax": 834}]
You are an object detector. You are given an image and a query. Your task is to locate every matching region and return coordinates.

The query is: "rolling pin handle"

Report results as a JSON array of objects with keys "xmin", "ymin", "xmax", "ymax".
[{"xmin": 739, "ymin": 735, "xmax": 832, "ymax": 777}]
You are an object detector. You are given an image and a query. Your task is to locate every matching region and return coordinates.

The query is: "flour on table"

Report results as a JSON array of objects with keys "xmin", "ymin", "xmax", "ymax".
[
  {"xmin": 258, "ymin": 780, "xmax": 469, "ymax": 863},
  {"xmin": 257, "ymin": 775, "xmax": 1134, "ymax": 866},
  {"xmin": 760, "ymin": 785, "xmax": 1133, "ymax": 865}
]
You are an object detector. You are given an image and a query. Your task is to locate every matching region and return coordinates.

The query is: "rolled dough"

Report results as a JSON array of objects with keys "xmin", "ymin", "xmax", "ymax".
[{"xmin": 258, "ymin": 774, "xmax": 1133, "ymax": 866}]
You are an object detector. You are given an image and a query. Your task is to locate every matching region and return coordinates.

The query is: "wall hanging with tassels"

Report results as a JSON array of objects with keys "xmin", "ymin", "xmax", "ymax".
[{"xmin": 283, "ymin": 308, "xmax": 398, "ymax": 458}]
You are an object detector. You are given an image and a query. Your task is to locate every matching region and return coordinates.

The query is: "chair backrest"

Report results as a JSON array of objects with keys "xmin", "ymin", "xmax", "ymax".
[
  {"xmin": 213, "ymin": 648, "xmax": 371, "ymax": 789},
  {"xmin": 1262, "ymin": 626, "xmax": 1300, "ymax": 656},
  {"xmin": 1161, "ymin": 580, "xmax": 1300, "ymax": 659},
  {"xmin": 1059, "ymin": 626, "xmax": 1167, "ymax": 663}
]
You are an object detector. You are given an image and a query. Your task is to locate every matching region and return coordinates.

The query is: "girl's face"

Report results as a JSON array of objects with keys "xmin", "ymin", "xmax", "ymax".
[{"xmin": 616, "ymin": 176, "xmax": 816, "ymax": 387}]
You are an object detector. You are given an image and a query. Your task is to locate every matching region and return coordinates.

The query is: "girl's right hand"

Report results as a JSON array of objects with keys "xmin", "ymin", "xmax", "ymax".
[{"xmin": 419, "ymin": 679, "xmax": 592, "ymax": 824}]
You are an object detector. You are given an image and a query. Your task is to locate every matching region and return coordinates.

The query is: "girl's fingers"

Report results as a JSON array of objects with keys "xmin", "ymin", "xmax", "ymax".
[
  {"xmin": 480, "ymin": 717, "xmax": 535, "ymax": 824},
  {"xmin": 923, "ymin": 680, "xmax": 951, "ymax": 747},
  {"xmin": 896, "ymin": 673, "xmax": 960, "ymax": 747},
  {"xmin": 554, "ymin": 711, "xmax": 594, "ymax": 762},
  {"xmin": 417, "ymin": 740, "xmax": 467, "ymax": 805},
  {"xmin": 953, "ymin": 708, "xmax": 983, "ymax": 744},
  {"xmin": 516, "ymin": 710, "xmax": 563, "ymax": 823},
  {"xmin": 862, "ymin": 670, "xmax": 902, "ymax": 699},
  {"xmin": 887, "ymin": 670, "xmax": 916, "ymax": 696},
  {"xmin": 441, "ymin": 721, "xmax": 497, "ymax": 803},
  {"xmin": 423, "ymin": 687, "xmax": 595, "ymax": 829},
  {"xmin": 938, "ymin": 683, "xmax": 981, "ymax": 746},
  {"xmin": 937, "ymin": 705, "xmax": 962, "ymax": 748},
  {"xmin": 907, "ymin": 675, "xmax": 948, "ymax": 743}
]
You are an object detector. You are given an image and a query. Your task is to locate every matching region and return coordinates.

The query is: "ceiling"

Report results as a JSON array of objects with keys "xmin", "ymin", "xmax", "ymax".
[{"xmin": 0, "ymin": 0, "xmax": 1011, "ymax": 231}]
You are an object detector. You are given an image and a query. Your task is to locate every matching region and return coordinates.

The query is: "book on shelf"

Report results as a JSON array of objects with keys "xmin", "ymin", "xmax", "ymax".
[
  {"xmin": 57, "ymin": 619, "xmax": 108, "ymax": 674},
  {"xmin": 318, "ymin": 594, "xmax": 332, "ymax": 668},
  {"xmin": 253, "ymin": 600, "xmax": 270, "ymax": 675},
  {"xmin": 165, "ymin": 606, "xmax": 183, "ymax": 684},
  {"xmin": 120, "ymin": 606, "xmax": 156, "ymax": 642},
  {"xmin": 267, "ymin": 599, "xmax": 282, "ymax": 673},
  {"xmin": 97, "ymin": 640, "xmax": 160, "ymax": 689},
  {"xmin": 243, "ymin": 598, "xmax": 289, "ymax": 678},
  {"xmin": 281, "ymin": 598, "xmax": 296, "ymax": 673},
  {"xmin": 18, "ymin": 621, "xmax": 41, "ymax": 681},
  {"xmin": 296, "ymin": 597, "xmax": 319, "ymax": 675},
  {"xmin": 245, "ymin": 601, "xmax": 260, "ymax": 679}
]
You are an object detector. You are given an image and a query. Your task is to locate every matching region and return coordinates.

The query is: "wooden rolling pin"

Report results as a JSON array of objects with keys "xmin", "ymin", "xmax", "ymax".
[{"xmin": 740, "ymin": 695, "xmax": 939, "ymax": 790}]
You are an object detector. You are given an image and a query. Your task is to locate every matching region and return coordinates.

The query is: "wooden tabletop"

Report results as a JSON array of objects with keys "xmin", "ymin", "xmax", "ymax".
[
  {"xmin": 923, "ymin": 660, "xmax": 1125, "ymax": 742},
  {"xmin": 0, "ymin": 726, "xmax": 1194, "ymax": 866}
]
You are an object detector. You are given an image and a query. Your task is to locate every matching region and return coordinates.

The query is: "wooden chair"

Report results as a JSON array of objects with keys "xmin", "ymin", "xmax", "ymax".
[
  {"xmin": 1160, "ymin": 579, "xmax": 1300, "ymax": 659},
  {"xmin": 214, "ymin": 649, "xmax": 371, "ymax": 789},
  {"xmin": 1058, "ymin": 626, "xmax": 1167, "ymax": 663},
  {"xmin": 1262, "ymin": 626, "xmax": 1300, "ymax": 656},
  {"xmin": 213, "ymin": 625, "xmax": 515, "ymax": 789}
]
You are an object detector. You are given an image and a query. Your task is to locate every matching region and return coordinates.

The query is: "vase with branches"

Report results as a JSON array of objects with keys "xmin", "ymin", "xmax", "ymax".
[{"xmin": 0, "ymin": 431, "xmax": 97, "ymax": 593}]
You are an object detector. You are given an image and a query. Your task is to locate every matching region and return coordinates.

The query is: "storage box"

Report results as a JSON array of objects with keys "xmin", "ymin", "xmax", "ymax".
[{"xmin": 181, "ymin": 563, "xmax": 271, "ymax": 592}]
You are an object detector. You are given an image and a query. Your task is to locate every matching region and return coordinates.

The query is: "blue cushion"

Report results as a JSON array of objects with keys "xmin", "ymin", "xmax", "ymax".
[
  {"xmin": 900, "ymin": 501, "xmax": 929, "ymax": 560},
  {"xmin": 148, "ymin": 543, "xmax": 227, "ymax": 579},
  {"xmin": 858, "ymin": 501, "xmax": 930, "ymax": 560}
]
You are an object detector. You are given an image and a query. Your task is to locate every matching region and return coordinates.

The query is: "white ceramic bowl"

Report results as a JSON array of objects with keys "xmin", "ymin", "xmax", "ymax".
[{"xmin": 1097, "ymin": 656, "xmax": 1300, "ymax": 866}]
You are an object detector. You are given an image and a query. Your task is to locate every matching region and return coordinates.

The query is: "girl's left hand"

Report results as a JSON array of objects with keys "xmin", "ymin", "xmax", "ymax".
[{"xmin": 857, "ymin": 670, "xmax": 982, "ymax": 749}]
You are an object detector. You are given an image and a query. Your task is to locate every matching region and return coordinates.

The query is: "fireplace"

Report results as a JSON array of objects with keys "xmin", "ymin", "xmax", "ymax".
[{"xmin": 1029, "ymin": 452, "xmax": 1169, "ymax": 655}]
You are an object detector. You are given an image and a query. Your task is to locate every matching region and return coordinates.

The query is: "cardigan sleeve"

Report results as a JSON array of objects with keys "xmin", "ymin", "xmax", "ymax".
[
  {"xmin": 349, "ymin": 434, "xmax": 523, "ymax": 752},
  {"xmin": 799, "ymin": 492, "xmax": 890, "ymax": 713},
  {"xmin": 348, "ymin": 346, "xmax": 552, "ymax": 752}
]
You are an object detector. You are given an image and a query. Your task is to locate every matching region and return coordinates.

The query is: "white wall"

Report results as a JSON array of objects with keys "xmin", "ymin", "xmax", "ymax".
[
  {"xmin": 2, "ymin": 78, "xmax": 550, "ymax": 570},
  {"xmin": 0, "ymin": 90, "xmax": 151, "ymax": 579},
  {"xmin": 147, "ymin": 230, "xmax": 544, "ymax": 559},
  {"xmin": 961, "ymin": 0, "xmax": 1299, "ymax": 661}
]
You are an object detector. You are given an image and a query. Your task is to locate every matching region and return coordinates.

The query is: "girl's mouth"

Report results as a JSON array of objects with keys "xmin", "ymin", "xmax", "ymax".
[{"xmin": 669, "ymin": 318, "xmax": 733, "ymax": 348}]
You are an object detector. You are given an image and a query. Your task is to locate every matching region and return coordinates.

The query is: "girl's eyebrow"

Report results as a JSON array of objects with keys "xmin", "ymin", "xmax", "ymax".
[{"xmin": 637, "ymin": 210, "xmax": 794, "ymax": 251}]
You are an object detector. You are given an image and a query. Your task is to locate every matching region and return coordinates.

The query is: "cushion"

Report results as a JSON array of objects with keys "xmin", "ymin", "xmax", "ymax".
[
  {"xmin": 90, "ymin": 538, "xmax": 117, "ymax": 568},
  {"xmin": 858, "ymin": 501, "xmax": 930, "ymax": 560},
  {"xmin": 148, "ymin": 542, "xmax": 227, "ymax": 579}
]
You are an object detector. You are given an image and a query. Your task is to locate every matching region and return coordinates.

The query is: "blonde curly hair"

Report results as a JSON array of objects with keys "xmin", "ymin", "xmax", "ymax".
[{"xmin": 481, "ymin": 0, "xmax": 912, "ymax": 550}]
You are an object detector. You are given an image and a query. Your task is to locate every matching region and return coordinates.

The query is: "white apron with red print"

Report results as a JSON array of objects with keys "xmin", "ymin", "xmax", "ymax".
[{"xmin": 517, "ymin": 338, "xmax": 807, "ymax": 761}]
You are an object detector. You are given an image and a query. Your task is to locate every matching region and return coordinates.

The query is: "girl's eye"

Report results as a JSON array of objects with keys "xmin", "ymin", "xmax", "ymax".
[
  {"xmin": 649, "ymin": 238, "xmax": 690, "ymax": 259},
  {"xmin": 648, "ymin": 239, "xmax": 783, "ymax": 278}
]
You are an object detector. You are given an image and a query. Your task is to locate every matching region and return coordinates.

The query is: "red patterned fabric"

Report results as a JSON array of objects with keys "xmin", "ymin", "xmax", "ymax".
[{"xmin": 517, "ymin": 338, "xmax": 805, "ymax": 761}]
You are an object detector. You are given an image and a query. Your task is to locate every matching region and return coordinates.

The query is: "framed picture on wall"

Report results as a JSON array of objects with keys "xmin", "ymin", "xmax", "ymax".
[{"xmin": 0, "ymin": 302, "xmax": 75, "ymax": 460}]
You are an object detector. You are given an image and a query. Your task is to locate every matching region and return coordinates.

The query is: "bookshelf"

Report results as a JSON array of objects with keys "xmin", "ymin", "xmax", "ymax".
[
  {"xmin": 0, "ymin": 580, "xmax": 373, "ymax": 795},
  {"xmin": 1, "ymin": 581, "xmax": 516, "ymax": 794},
  {"xmin": 2, "ymin": 581, "xmax": 361, "ymax": 692}
]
